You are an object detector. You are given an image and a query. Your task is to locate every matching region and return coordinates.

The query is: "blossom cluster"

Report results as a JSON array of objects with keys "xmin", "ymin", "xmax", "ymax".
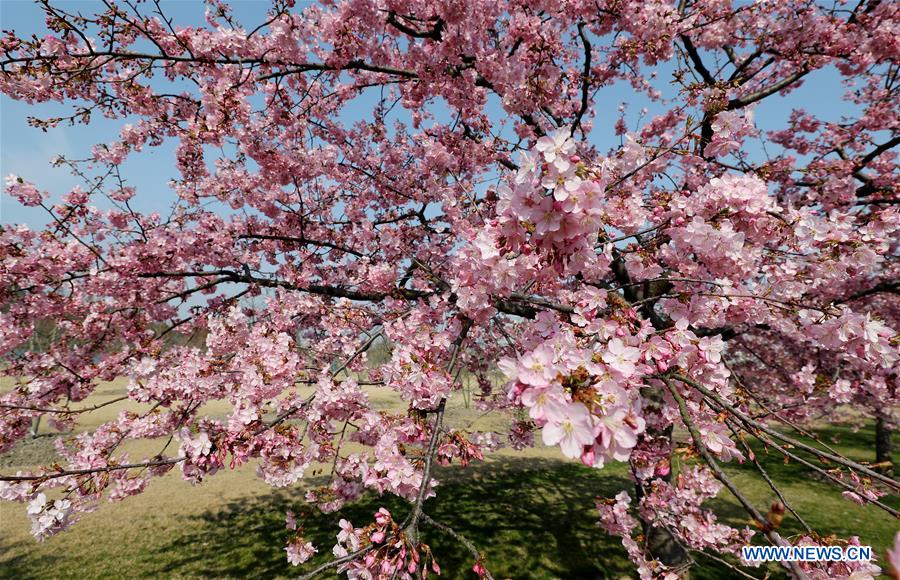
[
  {"xmin": 501, "ymin": 330, "xmax": 647, "ymax": 467},
  {"xmin": 496, "ymin": 128, "xmax": 608, "ymax": 269},
  {"xmin": 27, "ymin": 493, "xmax": 74, "ymax": 541},
  {"xmin": 284, "ymin": 510, "xmax": 318, "ymax": 566},
  {"xmin": 332, "ymin": 509, "xmax": 441, "ymax": 579}
]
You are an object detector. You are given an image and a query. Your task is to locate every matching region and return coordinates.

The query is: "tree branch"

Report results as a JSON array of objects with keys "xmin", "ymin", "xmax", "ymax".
[
  {"xmin": 0, "ymin": 458, "xmax": 183, "ymax": 482},
  {"xmin": 662, "ymin": 378, "xmax": 809, "ymax": 580},
  {"xmin": 672, "ymin": 374, "xmax": 900, "ymax": 492}
]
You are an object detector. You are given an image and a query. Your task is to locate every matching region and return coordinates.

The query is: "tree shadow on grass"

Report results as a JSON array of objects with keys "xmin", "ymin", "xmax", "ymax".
[
  {"xmin": 0, "ymin": 539, "xmax": 64, "ymax": 579},
  {"xmin": 154, "ymin": 457, "xmax": 637, "ymax": 579},
  {"xmin": 700, "ymin": 430, "xmax": 899, "ymax": 573}
]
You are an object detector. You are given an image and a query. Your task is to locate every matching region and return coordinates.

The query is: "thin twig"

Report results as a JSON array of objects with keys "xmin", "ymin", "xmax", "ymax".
[
  {"xmin": 0, "ymin": 395, "xmax": 128, "ymax": 415},
  {"xmin": 724, "ymin": 419, "xmax": 813, "ymax": 533},
  {"xmin": 420, "ymin": 512, "xmax": 493, "ymax": 580},
  {"xmin": 672, "ymin": 373, "xmax": 900, "ymax": 491},
  {"xmin": 662, "ymin": 377, "xmax": 809, "ymax": 580},
  {"xmin": 0, "ymin": 458, "xmax": 183, "ymax": 482}
]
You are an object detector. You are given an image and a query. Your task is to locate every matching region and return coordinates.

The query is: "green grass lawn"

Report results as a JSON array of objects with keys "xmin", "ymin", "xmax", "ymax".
[{"xmin": 0, "ymin": 380, "xmax": 897, "ymax": 579}]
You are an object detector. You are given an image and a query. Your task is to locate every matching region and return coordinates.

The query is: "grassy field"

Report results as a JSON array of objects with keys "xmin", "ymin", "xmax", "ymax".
[{"xmin": 0, "ymin": 378, "xmax": 897, "ymax": 579}]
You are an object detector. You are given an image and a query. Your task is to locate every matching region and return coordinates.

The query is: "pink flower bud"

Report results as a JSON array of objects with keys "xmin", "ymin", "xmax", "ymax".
[
  {"xmin": 655, "ymin": 461, "xmax": 671, "ymax": 477},
  {"xmin": 581, "ymin": 447, "xmax": 596, "ymax": 466},
  {"xmin": 374, "ymin": 507, "xmax": 391, "ymax": 524}
]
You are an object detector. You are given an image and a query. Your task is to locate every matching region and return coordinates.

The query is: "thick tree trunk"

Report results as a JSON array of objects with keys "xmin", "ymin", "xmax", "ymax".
[
  {"xmin": 614, "ymin": 255, "xmax": 689, "ymax": 570},
  {"xmin": 643, "ymin": 518, "xmax": 690, "ymax": 569},
  {"xmin": 875, "ymin": 415, "xmax": 893, "ymax": 475},
  {"xmin": 633, "ymin": 425, "xmax": 691, "ymax": 570}
]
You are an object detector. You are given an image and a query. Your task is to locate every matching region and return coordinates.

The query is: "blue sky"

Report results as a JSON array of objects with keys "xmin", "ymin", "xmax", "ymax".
[
  {"xmin": 0, "ymin": 1, "xmax": 273, "ymax": 226},
  {"xmin": 1, "ymin": 0, "xmax": 856, "ymax": 229}
]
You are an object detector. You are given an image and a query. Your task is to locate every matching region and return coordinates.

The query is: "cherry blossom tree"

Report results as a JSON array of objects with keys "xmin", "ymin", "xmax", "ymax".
[{"xmin": 1, "ymin": 0, "xmax": 898, "ymax": 578}]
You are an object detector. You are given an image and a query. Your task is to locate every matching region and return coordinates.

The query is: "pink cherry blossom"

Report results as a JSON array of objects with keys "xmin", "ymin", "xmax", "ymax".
[
  {"xmin": 542, "ymin": 403, "xmax": 595, "ymax": 459},
  {"xmin": 286, "ymin": 539, "xmax": 317, "ymax": 566},
  {"xmin": 520, "ymin": 385, "xmax": 568, "ymax": 422},
  {"xmin": 886, "ymin": 532, "xmax": 900, "ymax": 579},
  {"xmin": 602, "ymin": 339, "xmax": 641, "ymax": 378}
]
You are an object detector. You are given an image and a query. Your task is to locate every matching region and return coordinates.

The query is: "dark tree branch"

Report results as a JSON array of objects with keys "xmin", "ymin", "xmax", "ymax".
[{"xmin": 572, "ymin": 22, "xmax": 593, "ymax": 136}]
